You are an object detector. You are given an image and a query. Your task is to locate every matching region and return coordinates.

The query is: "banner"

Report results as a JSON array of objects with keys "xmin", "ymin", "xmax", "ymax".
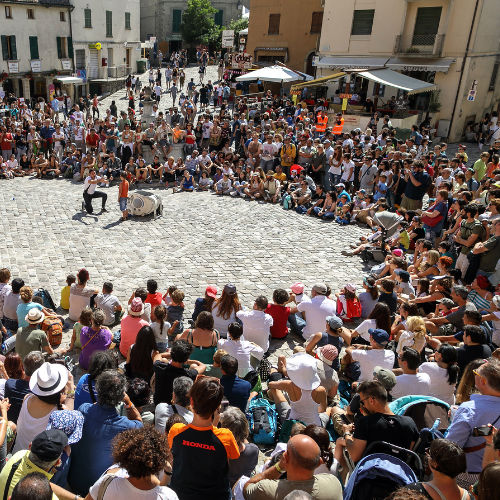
[
  {"xmin": 222, "ymin": 30, "xmax": 234, "ymax": 48},
  {"xmin": 231, "ymin": 52, "xmax": 253, "ymax": 70}
]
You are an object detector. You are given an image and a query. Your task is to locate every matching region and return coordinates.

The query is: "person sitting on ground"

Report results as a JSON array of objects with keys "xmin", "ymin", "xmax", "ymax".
[
  {"xmin": 69, "ymin": 268, "xmax": 98, "ymax": 322},
  {"xmin": 9, "ymin": 472, "xmax": 53, "ymax": 500},
  {"xmin": 87, "ymin": 426, "xmax": 179, "ymax": 499},
  {"xmin": 396, "ymin": 315, "xmax": 427, "ymax": 355},
  {"xmin": 265, "ymin": 289, "xmax": 296, "ymax": 339},
  {"xmin": 191, "ymin": 285, "xmax": 218, "ymax": 322},
  {"xmin": 16, "ymin": 286, "xmax": 46, "ymax": 329},
  {"xmin": 59, "ymin": 274, "xmax": 76, "ymax": 311},
  {"xmin": 94, "ymin": 281, "xmax": 122, "ymax": 327},
  {"xmin": 391, "ymin": 347, "xmax": 432, "ymax": 400},
  {"xmin": 167, "ymin": 289, "xmax": 185, "ymax": 339},
  {"xmin": 155, "ymin": 376, "xmax": 194, "ymax": 433},
  {"xmin": 168, "ymin": 376, "xmax": 240, "ymax": 500},
  {"xmin": 176, "ymin": 311, "xmax": 219, "ymax": 364},
  {"xmin": 236, "ymin": 295, "xmax": 273, "ymax": 353},
  {"xmin": 220, "ymin": 355, "xmax": 253, "ymax": 413},
  {"xmin": 211, "ymin": 284, "xmax": 242, "ymax": 338},
  {"xmin": 15, "ymin": 309, "xmax": 53, "ymax": 360},
  {"xmin": 242, "ymin": 434, "xmax": 342, "ymax": 500},
  {"xmin": 79, "ymin": 308, "xmax": 112, "ymax": 371},
  {"xmin": 124, "ymin": 325, "xmax": 159, "ymax": 382},
  {"xmin": 456, "ymin": 325, "xmax": 493, "ymax": 378},
  {"xmin": 120, "ymin": 298, "xmax": 149, "ymax": 358},
  {"xmin": 62, "ymin": 306, "xmax": 91, "ymax": 353}
]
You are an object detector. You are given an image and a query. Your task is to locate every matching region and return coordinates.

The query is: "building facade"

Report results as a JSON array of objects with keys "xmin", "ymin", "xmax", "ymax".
[
  {"xmin": 0, "ymin": 0, "xmax": 73, "ymax": 100},
  {"xmin": 141, "ymin": 0, "xmax": 245, "ymax": 54},
  {"xmin": 72, "ymin": 0, "xmax": 141, "ymax": 84},
  {"xmin": 245, "ymin": 0, "xmax": 323, "ymax": 74},
  {"xmin": 316, "ymin": 0, "xmax": 500, "ymax": 141}
]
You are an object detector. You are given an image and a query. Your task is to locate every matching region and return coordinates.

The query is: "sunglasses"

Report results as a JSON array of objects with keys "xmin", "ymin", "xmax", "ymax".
[{"xmin": 359, "ymin": 396, "xmax": 371, "ymax": 408}]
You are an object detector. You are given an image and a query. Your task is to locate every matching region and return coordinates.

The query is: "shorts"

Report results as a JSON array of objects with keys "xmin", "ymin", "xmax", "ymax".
[
  {"xmin": 119, "ymin": 197, "xmax": 128, "ymax": 211},
  {"xmin": 275, "ymin": 401, "xmax": 330, "ymax": 427}
]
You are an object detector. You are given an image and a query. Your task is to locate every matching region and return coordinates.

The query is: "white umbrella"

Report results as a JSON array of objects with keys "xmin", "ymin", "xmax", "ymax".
[{"xmin": 236, "ymin": 65, "xmax": 310, "ymax": 83}]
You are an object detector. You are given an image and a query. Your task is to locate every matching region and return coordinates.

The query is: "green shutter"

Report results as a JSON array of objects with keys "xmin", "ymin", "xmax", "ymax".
[
  {"xmin": 68, "ymin": 37, "xmax": 73, "ymax": 58},
  {"xmin": 214, "ymin": 9, "xmax": 223, "ymax": 27},
  {"xmin": 106, "ymin": 11, "xmax": 112, "ymax": 37},
  {"xmin": 1, "ymin": 36, "xmax": 8, "ymax": 61},
  {"xmin": 412, "ymin": 7, "xmax": 442, "ymax": 45},
  {"xmin": 172, "ymin": 9, "xmax": 182, "ymax": 33},
  {"xmin": 10, "ymin": 36, "xmax": 16, "ymax": 60},
  {"xmin": 125, "ymin": 12, "xmax": 131, "ymax": 29},
  {"xmin": 351, "ymin": 10, "xmax": 375, "ymax": 36},
  {"xmin": 29, "ymin": 36, "xmax": 39, "ymax": 59},
  {"xmin": 56, "ymin": 36, "xmax": 62, "ymax": 59},
  {"xmin": 84, "ymin": 8, "xmax": 91, "ymax": 28}
]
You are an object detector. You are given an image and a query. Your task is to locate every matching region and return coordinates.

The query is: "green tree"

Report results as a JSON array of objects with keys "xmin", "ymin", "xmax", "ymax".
[{"xmin": 181, "ymin": 0, "xmax": 217, "ymax": 45}]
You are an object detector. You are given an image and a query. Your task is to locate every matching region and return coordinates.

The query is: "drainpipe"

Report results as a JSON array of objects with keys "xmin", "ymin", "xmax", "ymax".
[
  {"xmin": 447, "ymin": 0, "xmax": 481, "ymax": 141},
  {"xmin": 68, "ymin": 4, "xmax": 75, "ymax": 71}
]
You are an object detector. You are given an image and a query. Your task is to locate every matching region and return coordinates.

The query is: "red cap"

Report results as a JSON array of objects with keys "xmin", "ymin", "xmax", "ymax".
[{"xmin": 205, "ymin": 285, "xmax": 217, "ymax": 298}]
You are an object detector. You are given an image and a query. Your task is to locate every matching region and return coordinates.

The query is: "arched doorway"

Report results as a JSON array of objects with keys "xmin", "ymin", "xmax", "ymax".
[{"xmin": 305, "ymin": 52, "xmax": 315, "ymax": 77}]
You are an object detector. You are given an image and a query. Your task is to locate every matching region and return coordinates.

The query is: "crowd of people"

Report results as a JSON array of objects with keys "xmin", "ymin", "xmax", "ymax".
[{"xmin": 0, "ymin": 56, "xmax": 500, "ymax": 499}]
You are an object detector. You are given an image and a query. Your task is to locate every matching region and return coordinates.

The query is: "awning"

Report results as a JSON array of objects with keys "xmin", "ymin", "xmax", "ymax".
[
  {"xmin": 291, "ymin": 72, "xmax": 345, "ymax": 90},
  {"xmin": 239, "ymin": 28, "xmax": 248, "ymax": 35},
  {"xmin": 55, "ymin": 76, "xmax": 85, "ymax": 85},
  {"xmin": 314, "ymin": 56, "xmax": 388, "ymax": 69},
  {"xmin": 386, "ymin": 57, "xmax": 455, "ymax": 73},
  {"xmin": 236, "ymin": 65, "xmax": 312, "ymax": 83},
  {"xmin": 356, "ymin": 69, "xmax": 437, "ymax": 95}
]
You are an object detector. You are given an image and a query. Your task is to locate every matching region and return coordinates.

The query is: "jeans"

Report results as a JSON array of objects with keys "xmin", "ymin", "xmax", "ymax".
[
  {"xmin": 260, "ymin": 159, "xmax": 274, "ymax": 172},
  {"xmin": 330, "ymin": 173, "xmax": 341, "ymax": 187},
  {"xmin": 288, "ymin": 312, "xmax": 305, "ymax": 336}
]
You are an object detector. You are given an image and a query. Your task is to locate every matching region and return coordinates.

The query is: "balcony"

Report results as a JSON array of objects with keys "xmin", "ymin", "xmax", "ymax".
[
  {"xmin": 394, "ymin": 33, "xmax": 445, "ymax": 57},
  {"xmin": 107, "ymin": 65, "xmax": 132, "ymax": 78}
]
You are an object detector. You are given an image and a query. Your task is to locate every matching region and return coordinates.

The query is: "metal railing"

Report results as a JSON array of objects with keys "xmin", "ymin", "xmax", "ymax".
[{"xmin": 394, "ymin": 33, "xmax": 445, "ymax": 56}]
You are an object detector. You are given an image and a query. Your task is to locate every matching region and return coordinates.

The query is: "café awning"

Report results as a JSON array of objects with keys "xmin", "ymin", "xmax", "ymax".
[
  {"xmin": 386, "ymin": 57, "xmax": 455, "ymax": 73},
  {"xmin": 356, "ymin": 68, "xmax": 437, "ymax": 95},
  {"xmin": 314, "ymin": 56, "xmax": 388, "ymax": 69},
  {"xmin": 236, "ymin": 65, "xmax": 312, "ymax": 83},
  {"xmin": 55, "ymin": 76, "xmax": 85, "ymax": 85},
  {"xmin": 291, "ymin": 72, "xmax": 346, "ymax": 90}
]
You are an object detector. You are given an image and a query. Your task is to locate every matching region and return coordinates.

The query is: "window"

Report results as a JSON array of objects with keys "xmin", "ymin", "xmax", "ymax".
[
  {"xmin": 27, "ymin": 8, "xmax": 34, "ymax": 19},
  {"xmin": 214, "ymin": 9, "xmax": 223, "ymax": 27},
  {"xmin": 268, "ymin": 14, "xmax": 280, "ymax": 35},
  {"xmin": 412, "ymin": 7, "xmax": 442, "ymax": 45},
  {"xmin": 56, "ymin": 37, "xmax": 73, "ymax": 59},
  {"xmin": 125, "ymin": 12, "xmax": 131, "ymax": 30},
  {"xmin": 60, "ymin": 11, "xmax": 66, "ymax": 22},
  {"xmin": 84, "ymin": 8, "xmax": 91, "ymax": 28},
  {"xmin": 29, "ymin": 36, "xmax": 39, "ymax": 59},
  {"xmin": 5, "ymin": 6, "xmax": 12, "ymax": 18},
  {"xmin": 489, "ymin": 62, "xmax": 499, "ymax": 92},
  {"xmin": 75, "ymin": 49, "xmax": 86, "ymax": 70},
  {"xmin": 1, "ymin": 35, "xmax": 17, "ymax": 60},
  {"xmin": 351, "ymin": 9, "xmax": 374, "ymax": 35},
  {"xmin": 106, "ymin": 10, "xmax": 112, "ymax": 37},
  {"xmin": 172, "ymin": 9, "xmax": 182, "ymax": 33},
  {"xmin": 310, "ymin": 11, "xmax": 323, "ymax": 34},
  {"xmin": 373, "ymin": 82, "xmax": 385, "ymax": 97}
]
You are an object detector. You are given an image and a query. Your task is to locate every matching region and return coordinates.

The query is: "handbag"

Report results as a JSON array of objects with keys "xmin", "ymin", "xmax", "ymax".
[{"xmin": 422, "ymin": 203, "xmax": 443, "ymax": 227}]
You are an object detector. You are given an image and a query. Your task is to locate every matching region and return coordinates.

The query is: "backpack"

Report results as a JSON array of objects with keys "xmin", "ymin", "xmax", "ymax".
[
  {"xmin": 278, "ymin": 419, "xmax": 305, "ymax": 443},
  {"xmin": 246, "ymin": 398, "xmax": 278, "ymax": 445},
  {"xmin": 34, "ymin": 288, "xmax": 57, "ymax": 310},
  {"xmin": 336, "ymin": 296, "xmax": 362, "ymax": 320},
  {"xmin": 282, "ymin": 193, "xmax": 292, "ymax": 210},
  {"xmin": 41, "ymin": 315, "xmax": 63, "ymax": 347}
]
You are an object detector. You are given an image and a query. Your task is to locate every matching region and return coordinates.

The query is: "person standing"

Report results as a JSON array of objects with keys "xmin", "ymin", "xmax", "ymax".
[
  {"xmin": 118, "ymin": 171, "xmax": 129, "ymax": 221},
  {"xmin": 83, "ymin": 169, "xmax": 108, "ymax": 214}
]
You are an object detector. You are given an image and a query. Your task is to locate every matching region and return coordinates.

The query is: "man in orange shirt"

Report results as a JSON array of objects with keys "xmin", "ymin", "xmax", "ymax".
[{"xmin": 118, "ymin": 171, "xmax": 129, "ymax": 220}]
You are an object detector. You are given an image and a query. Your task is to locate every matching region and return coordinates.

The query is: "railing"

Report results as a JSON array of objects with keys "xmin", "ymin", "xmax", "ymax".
[
  {"xmin": 107, "ymin": 65, "xmax": 133, "ymax": 78},
  {"xmin": 394, "ymin": 33, "xmax": 445, "ymax": 56}
]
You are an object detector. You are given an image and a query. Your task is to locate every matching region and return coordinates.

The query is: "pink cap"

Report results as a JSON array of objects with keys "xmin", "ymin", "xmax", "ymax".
[
  {"xmin": 205, "ymin": 285, "xmax": 217, "ymax": 298},
  {"xmin": 291, "ymin": 282, "xmax": 304, "ymax": 294},
  {"xmin": 392, "ymin": 249, "xmax": 403, "ymax": 257}
]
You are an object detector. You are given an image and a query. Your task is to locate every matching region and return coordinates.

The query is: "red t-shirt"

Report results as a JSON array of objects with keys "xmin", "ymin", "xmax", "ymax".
[
  {"xmin": 86, "ymin": 134, "xmax": 99, "ymax": 147},
  {"xmin": 146, "ymin": 292, "xmax": 163, "ymax": 308},
  {"xmin": 265, "ymin": 303, "xmax": 291, "ymax": 339}
]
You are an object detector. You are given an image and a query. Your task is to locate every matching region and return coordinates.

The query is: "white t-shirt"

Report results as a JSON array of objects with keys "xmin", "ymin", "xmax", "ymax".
[
  {"xmin": 261, "ymin": 142, "xmax": 277, "ymax": 161},
  {"xmin": 69, "ymin": 284, "xmax": 95, "ymax": 321},
  {"xmin": 151, "ymin": 320, "xmax": 172, "ymax": 344},
  {"xmin": 352, "ymin": 348, "xmax": 395, "ymax": 382},
  {"xmin": 83, "ymin": 176, "xmax": 100, "ymax": 195},
  {"xmin": 328, "ymin": 158, "xmax": 342, "ymax": 175},
  {"xmin": 236, "ymin": 310, "xmax": 273, "ymax": 352},
  {"xmin": 341, "ymin": 160, "xmax": 355, "ymax": 182},
  {"xmin": 155, "ymin": 403, "xmax": 193, "ymax": 433},
  {"xmin": 297, "ymin": 295, "xmax": 337, "ymax": 340},
  {"xmin": 391, "ymin": 372, "xmax": 432, "ymax": 400},
  {"xmin": 354, "ymin": 319, "xmax": 376, "ymax": 342},
  {"xmin": 94, "ymin": 293, "xmax": 121, "ymax": 326},
  {"xmin": 217, "ymin": 337, "xmax": 264, "ymax": 377},
  {"xmin": 396, "ymin": 330, "xmax": 426, "ymax": 354},
  {"xmin": 89, "ymin": 474, "xmax": 179, "ymax": 499},
  {"xmin": 418, "ymin": 362, "xmax": 455, "ymax": 405}
]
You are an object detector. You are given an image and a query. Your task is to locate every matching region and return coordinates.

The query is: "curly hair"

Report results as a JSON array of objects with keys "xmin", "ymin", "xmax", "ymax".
[
  {"xmin": 112, "ymin": 426, "xmax": 168, "ymax": 478},
  {"xmin": 96, "ymin": 370, "xmax": 126, "ymax": 407},
  {"xmin": 19, "ymin": 286, "xmax": 33, "ymax": 304}
]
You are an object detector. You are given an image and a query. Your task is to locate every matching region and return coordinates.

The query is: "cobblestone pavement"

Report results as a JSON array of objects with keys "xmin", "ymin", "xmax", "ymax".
[{"xmin": 0, "ymin": 177, "xmax": 368, "ymax": 363}]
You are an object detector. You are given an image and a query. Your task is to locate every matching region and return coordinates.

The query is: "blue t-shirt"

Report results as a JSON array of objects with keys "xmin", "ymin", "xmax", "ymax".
[
  {"xmin": 404, "ymin": 171, "xmax": 430, "ymax": 200},
  {"xmin": 74, "ymin": 374, "xmax": 97, "ymax": 409},
  {"xmin": 68, "ymin": 403, "xmax": 142, "ymax": 496},
  {"xmin": 220, "ymin": 375, "xmax": 251, "ymax": 413},
  {"xmin": 16, "ymin": 302, "xmax": 43, "ymax": 328}
]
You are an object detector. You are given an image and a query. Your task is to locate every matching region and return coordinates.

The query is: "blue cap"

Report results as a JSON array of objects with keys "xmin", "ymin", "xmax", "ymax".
[{"xmin": 368, "ymin": 328, "xmax": 390, "ymax": 346}]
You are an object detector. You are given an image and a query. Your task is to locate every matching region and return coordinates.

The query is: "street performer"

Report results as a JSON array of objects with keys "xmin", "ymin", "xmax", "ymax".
[{"xmin": 83, "ymin": 169, "xmax": 108, "ymax": 214}]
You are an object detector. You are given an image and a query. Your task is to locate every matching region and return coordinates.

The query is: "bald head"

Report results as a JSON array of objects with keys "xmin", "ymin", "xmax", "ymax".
[{"xmin": 287, "ymin": 435, "xmax": 321, "ymax": 471}]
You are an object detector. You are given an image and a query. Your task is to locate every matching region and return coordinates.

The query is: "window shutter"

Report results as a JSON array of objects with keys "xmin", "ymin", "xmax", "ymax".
[
  {"xmin": 214, "ymin": 9, "xmax": 223, "ymax": 27},
  {"xmin": 56, "ymin": 36, "xmax": 62, "ymax": 59},
  {"xmin": 68, "ymin": 37, "xmax": 73, "ymax": 59},
  {"xmin": 412, "ymin": 7, "xmax": 442, "ymax": 45},
  {"xmin": 29, "ymin": 36, "xmax": 39, "ymax": 59},
  {"xmin": 1, "ymin": 36, "xmax": 8, "ymax": 61},
  {"xmin": 106, "ymin": 11, "xmax": 112, "ymax": 37},
  {"xmin": 125, "ymin": 12, "xmax": 131, "ymax": 29},
  {"xmin": 172, "ymin": 9, "xmax": 182, "ymax": 33},
  {"xmin": 84, "ymin": 8, "xmax": 91, "ymax": 28},
  {"xmin": 310, "ymin": 12, "xmax": 323, "ymax": 34},
  {"xmin": 351, "ymin": 10, "xmax": 375, "ymax": 35},
  {"xmin": 268, "ymin": 14, "xmax": 280, "ymax": 35},
  {"xmin": 10, "ymin": 36, "xmax": 16, "ymax": 59}
]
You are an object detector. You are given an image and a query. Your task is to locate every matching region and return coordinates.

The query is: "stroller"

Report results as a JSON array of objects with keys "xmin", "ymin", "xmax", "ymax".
[
  {"xmin": 344, "ymin": 450, "xmax": 419, "ymax": 500},
  {"xmin": 390, "ymin": 395, "xmax": 450, "ymax": 432}
]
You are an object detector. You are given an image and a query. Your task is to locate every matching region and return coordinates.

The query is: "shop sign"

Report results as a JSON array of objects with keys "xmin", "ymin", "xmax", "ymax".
[
  {"xmin": 467, "ymin": 79, "xmax": 478, "ymax": 101},
  {"xmin": 89, "ymin": 43, "xmax": 102, "ymax": 50},
  {"xmin": 7, "ymin": 61, "xmax": 19, "ymax": 73},
  {"xmin": 232, "ymin": 52, "xmax": 253, "ymax": 69},
  {"xmin": 339, "ymin": 93, "xmax": 352, "ymax": 99},
  {"xmin": 30, "ymin": 60, "xmax": 42, "ymax": 73},
  {"xmin": 61, "ymin": 59, "xmax": 72, "ymax": 70},
  {"xmin": 222, "ymin": 30, "xmax": 234, "ymax": 48}
]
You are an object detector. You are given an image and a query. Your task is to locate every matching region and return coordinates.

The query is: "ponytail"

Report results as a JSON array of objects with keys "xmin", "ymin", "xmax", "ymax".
[
  {"xmin": 364, "ymin": 276, "xmax": 379, "ymax": 300},
  {"xmin": 446, "ymin": 362, "xmax": 459, "ymax": 386},
  {"xmin": 438, "ymin": 344, "xmax": 459, "ymax": 385}
]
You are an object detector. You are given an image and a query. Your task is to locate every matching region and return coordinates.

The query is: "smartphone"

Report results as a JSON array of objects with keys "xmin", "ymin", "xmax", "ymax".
[{"xmin": 472, "ymin": 425, "xmax": 493, "ymax": 437}]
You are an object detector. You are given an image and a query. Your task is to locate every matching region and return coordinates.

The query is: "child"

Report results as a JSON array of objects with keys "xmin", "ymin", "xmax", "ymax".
[
  {"xmin": 265, "ymin": 289, "xmax": 292, "ymax": 339},
  {"xmin": 204, "ymin": 348, "xmax": 227, "ymax": 378},
  {"xmin": 163, "ymin": 285, "xmax": 178, "ymax": 306},
  {"xmin": 215, "ymin": 173, "xmax": 232, "ymax": 195},
  {"xmin": 118, "ymin": 171, "xmax": 129, "ymax": 221},
  {"xmin": 395, "ymin": 270, "xmax": 415, "ymax": 297},
  {"xmin": 336, "ymin": 284, "xmax": 361, "ymax": 321},
  {"xmin": 336, "ymin": 202, "xmax": 353, "ymax": 225},
  {"xmin": 151, "ymin": 304, "xmax": 177, "ymax": 352},
  {"xmin": 65, "ymin": 307, "xmax": 92, "ymax": 352},
  {"xmin": 60, "ymin": 274, "xmax": 76, "ymax": 310},
  {"xmin": 378, "ymin": 279, "xmax": 398, "ymax": 314},
  {"xmin": 180, "ymin": 169, "xmax": 194, "ymax": 192},
  {"xmin": 146, "ymin": 279, "xmax": 164, "ymax": 309},
  {"xmin": 373, "ymin": 173, "xmax": 388, "ymax": 201},
  {"xmin": 197, "ymin": 171, "xmax": 213, "ymax": 191},
  {"xmin": 167, "ymin": 288, "xmax": 185, "ymax": 340}
]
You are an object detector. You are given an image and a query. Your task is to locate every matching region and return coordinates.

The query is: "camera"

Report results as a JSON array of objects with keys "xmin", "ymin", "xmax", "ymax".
[{"xmin": 472, "ymin": 425, "xmax": 493, "ymax": 437}]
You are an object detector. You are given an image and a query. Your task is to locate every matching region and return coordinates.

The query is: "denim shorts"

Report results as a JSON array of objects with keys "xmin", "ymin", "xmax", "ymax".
[{"xmin": 119, "ymin": 197, "xmax": 127, "ymax": 211}]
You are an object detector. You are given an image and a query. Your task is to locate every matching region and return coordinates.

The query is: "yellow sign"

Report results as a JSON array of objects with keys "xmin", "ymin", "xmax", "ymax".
[
  {"xmin": 89, "ymin": 43, "xmax": 102, "ymax": 50},
  {"xmin": 342, "ymin": 98, "xmax": 347, "ymax": 111}
]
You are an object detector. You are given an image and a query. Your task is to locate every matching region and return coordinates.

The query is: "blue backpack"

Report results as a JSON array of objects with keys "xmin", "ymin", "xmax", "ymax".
[
  {"xmin": 34, "ymin": 288, "xmax": 57, "ymax": 311},
  {"xmin": 282, "ymin": 194, "xmax": 292, "ymax": 210},
  {"xmin": 246, "ymin": 398, "xmax": 278, "ymax": 445}
]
